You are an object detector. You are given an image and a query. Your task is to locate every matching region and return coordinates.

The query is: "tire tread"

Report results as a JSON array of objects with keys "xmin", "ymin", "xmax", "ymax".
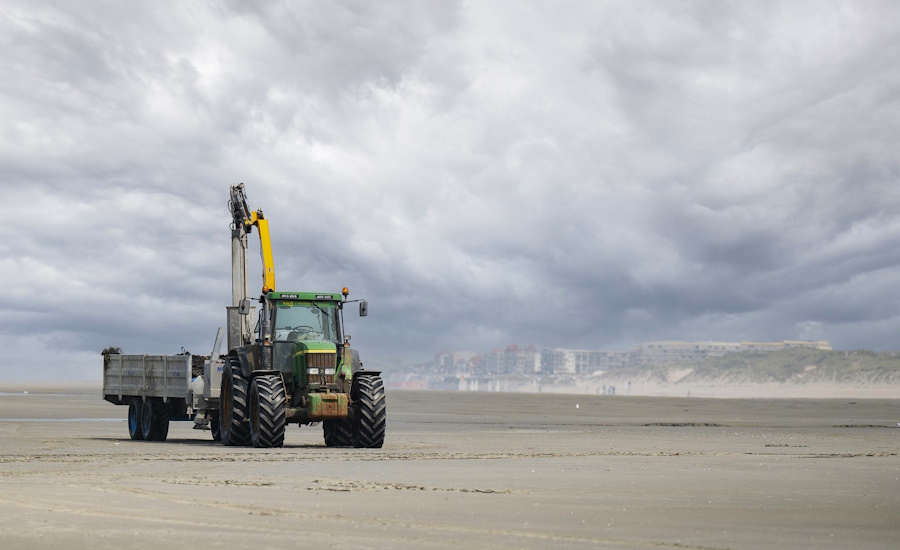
[
  {"xmin": 141, "ymin": 397, "xmax": 170, "ymax": 441},
  {"xmin": 221, "ymin": 360, "xmax": 251, "ymax": 446},
  {"xmin": 250, "ymin": 374, "xmax": 286, "ymax": 448},
  {"xmin": 324, "ymin": 418, "xmax": 353, "ymax": 447},
  {"xmin": 353, "ymin": 375, "xmax": 386, "ymax": 448}
]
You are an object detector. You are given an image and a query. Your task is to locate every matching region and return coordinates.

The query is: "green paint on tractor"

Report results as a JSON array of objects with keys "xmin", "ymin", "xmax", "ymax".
[{"xmin": 292, "ymin": 340, "xmax": 338, "ymax": 386}]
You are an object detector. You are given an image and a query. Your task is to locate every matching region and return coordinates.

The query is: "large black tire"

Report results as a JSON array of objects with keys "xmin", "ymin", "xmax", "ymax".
[
  {"xmin": 250, "ymin": 374, "xmax": 286, "ymax": 448},
  {"xmin": 220, "ymin": 360, "xmax": 251, "ymax": 446},
  {"xmin": 352, "ymin": 375, "xmax": 386, "ymax": 448},
  {"xmin": 323, "ymin": 418, "xmax": 353, "ymax": 447},
  {"xmin": 128, "ymin": 398, "xmax": 144, "ymax": 440},
  {"xmin": 140, "ymin": 397, "xmax": 169, "ymax": 441}
]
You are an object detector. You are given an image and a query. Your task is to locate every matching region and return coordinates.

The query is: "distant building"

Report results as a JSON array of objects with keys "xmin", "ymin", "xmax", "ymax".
[
  {"xmin": 433, "ymin": 351, "xmax": 480, "ymax": 375},
  {"xmin": 634, "ymin": 341, "xmax": 741, "ymax": 365},
  {"xmin": 541, "ymin": 348, "xmax": 631, "ymax": 375},
  {"xmin": 543, "ymin": 340, "xmax": 832, "ymax": 372},
  {"xmin": 483, "ymin": 344, "xmax": 540, "ymax": 375},
  {"xmin": 789, "ymin": 340, "xmax": 831, "ymax": 350},
  {"xmin": 440, "ymin": 339, "xmax": 833, "ymax": 380}
]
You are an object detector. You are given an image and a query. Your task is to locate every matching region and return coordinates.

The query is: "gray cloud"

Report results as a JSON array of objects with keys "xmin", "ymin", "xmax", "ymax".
[{"xmin": 1, "ymin": 1, "xmax": 899, "ymax": 380}]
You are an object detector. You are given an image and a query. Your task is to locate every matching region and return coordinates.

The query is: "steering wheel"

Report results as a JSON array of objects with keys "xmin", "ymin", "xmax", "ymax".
[{"xmin": 289, "ymin": 325, "xmax": 315, "ymax": 332}]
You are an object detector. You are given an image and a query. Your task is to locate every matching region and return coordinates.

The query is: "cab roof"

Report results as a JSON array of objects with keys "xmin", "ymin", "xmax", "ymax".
[{"xmin": 268, "ymin": 291, "xmax": 342, "ymax": 301}]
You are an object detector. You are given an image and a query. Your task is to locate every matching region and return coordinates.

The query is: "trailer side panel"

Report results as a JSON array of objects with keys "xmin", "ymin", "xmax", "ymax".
[{"xmin": 102, "ymin": 354, "xmax": 191, "ymax": 405}]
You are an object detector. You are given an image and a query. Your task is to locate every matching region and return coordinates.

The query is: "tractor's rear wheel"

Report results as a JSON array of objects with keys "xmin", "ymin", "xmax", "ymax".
[
  {"xmin": 220, "ymin": 359, "xmax": 251, "ymax": 446},
  {"xmin": 323, "ymin": 418, "xmax": 353, "ymax": 447},
  {"xmin": 128, "ymin": 398, "xmax": 144, "ymax": 440},
  {"xmin": 250, "ymin": 374, "xmax": 286, "ymax": 448},
  {"xmin": 352, "ymin": 375, "xmax": 386, "ymax": 448},
  {"xmin": 140, "ymin": 397, "xmax": 169, "ymax": 441}
]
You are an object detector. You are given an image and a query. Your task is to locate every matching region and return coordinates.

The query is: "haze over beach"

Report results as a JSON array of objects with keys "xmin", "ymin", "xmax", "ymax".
[
  {"xmin": 1, "ymin": 5, "xmax": 899, "ymax": 550},
  {"xmin": 2, "ymin": 1, "xmax": 900, "ymax": 384}
]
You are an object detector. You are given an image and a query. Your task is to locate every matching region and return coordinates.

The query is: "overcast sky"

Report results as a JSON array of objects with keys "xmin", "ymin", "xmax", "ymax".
[{"xmin": 2, "ymin": 1, "xmax": 899, "ymax": 380}]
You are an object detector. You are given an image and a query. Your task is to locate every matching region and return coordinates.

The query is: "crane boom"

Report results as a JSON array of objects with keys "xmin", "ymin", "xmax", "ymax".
[{"xmin": 229, "ymin": 183, "xmax": 276, "ymax": 298}]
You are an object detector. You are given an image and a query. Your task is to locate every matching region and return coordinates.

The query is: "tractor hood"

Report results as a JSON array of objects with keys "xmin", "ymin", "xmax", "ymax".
[{"xmin": 292, "ymin": 340, "xmax": 338, "ymax": 388}]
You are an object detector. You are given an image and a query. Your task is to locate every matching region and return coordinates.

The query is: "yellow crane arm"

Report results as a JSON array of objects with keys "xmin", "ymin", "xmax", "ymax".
[{"xmin": 247, "ymin": 211, "xmax": 276, "ymax": 293}]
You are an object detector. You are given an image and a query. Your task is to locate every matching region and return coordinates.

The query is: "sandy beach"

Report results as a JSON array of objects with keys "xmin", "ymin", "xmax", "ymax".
[{"xmin": 0, "ymin": 383, "xmax": 897, "ymax": 549}]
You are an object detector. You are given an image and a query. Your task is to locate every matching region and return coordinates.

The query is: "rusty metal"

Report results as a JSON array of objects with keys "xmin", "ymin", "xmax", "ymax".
[{"xmin": 307, "ymin": 392, "xmax": 348, "ymax": 421}]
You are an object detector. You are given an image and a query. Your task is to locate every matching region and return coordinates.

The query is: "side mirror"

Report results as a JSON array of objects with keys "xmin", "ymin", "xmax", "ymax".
[
  {"xmin": 359, "ymin": 300, "xmax": 368, "ymax": 317},
  {"xmin": 238, "ymin": 299, "xmax": 251, "ymax": 315}
]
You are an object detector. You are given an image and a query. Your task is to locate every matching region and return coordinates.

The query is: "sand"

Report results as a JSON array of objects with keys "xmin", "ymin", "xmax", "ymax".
[{"xmin": 0, "ymin": 383, "xmax": 898, "ymax": 549}]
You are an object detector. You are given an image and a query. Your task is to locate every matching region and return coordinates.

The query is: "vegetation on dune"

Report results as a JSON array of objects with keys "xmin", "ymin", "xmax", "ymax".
[
  {"xmin": 679, "ymin": 348, "xmax": 900, "ymax": 384},
  {"xmin": 596, "ymin": 349, "xmax": 900, "ymax": 385}
]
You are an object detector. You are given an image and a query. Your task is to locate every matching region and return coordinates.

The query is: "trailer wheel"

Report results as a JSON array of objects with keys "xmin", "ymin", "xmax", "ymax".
[
  {"xmin": 323, "ymin": 418, "xmax": 353, "ymax": 447},
  {"xmin": 128, "ymin": 398, "xmax": 144, "ymax": 440},
  {"xmin": 250, "ymin": 374, "xmax": 286, "ymax": 448},
  {"xmin": 141, "ymin": 397, "xmax": 170, "ymax": 441},
  {"xmin": 352, "ymin": 375, "xmax": 386, "ymax": 448},
  {"xmin": 220, "ymin": 360, "xmax": 250, "ymax": 446}
]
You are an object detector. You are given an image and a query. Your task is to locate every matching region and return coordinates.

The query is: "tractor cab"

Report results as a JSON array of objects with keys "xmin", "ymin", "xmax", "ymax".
[{"xmin": 251, "ymin": 290, "xmax": 367, "ymax": 393}]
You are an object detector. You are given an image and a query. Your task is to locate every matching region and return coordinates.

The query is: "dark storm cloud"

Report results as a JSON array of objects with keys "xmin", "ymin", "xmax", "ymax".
[{"xmin": 1, "ymin": 1, "xmax": 899, "ymax": 380}]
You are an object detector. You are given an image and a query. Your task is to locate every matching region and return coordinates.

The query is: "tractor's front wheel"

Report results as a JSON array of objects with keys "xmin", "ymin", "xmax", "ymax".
[
  {"xmin": 352, "ymin": 375, "xmax": 386, "ymax": 448},
  {"xmin": 220, "ymin": 359, "xmax": 251, "ymax": 446},
  {"xmin": 250, "ymin": 374, "xmax": 286, "ymax": 448}
]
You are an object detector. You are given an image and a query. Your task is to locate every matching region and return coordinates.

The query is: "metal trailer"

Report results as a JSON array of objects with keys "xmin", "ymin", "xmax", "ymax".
[{"xmin": 102, "ymin": 329, "xmax": 226, "ymax": 441}]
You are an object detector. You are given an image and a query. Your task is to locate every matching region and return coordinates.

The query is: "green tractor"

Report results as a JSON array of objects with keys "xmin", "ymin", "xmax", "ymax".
[
  {"xmin": 222, "ymin": 184, "xmax": 385, "ymax": 448},
  {"xmin": 220, "ymin": 290, "xmax": 385, "ymax": 448}
]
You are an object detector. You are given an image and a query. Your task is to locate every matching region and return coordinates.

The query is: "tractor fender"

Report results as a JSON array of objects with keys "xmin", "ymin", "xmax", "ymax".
[
  {"xmin": 354, "ymin": 370, "xmax": 382, "ymax": 377},
  {"xmin": 229, "ymin": 349, "xmax": 254, "ymax": 379},
  {"xmin": 350, "ymin": 370, "xmax": 382, "ymax": 400}
]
